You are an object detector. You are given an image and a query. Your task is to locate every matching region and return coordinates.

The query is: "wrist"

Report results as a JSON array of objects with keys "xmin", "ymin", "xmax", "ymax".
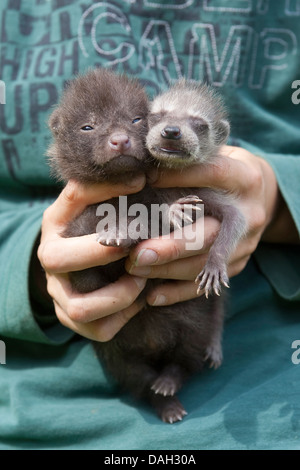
[
  {"xmin": 259, "ymin": 158, "xmax": 299, "ymax": 243},
  {"xmin": 262, "ymin": 194, "xmax": 299, "ymax": 243}
]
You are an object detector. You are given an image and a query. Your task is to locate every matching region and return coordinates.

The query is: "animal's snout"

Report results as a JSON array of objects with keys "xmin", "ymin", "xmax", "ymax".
[
  {"xmin": 109, "ymin": 134, "xmax": 131, "ymax": 152},
  {"xmin": 161, "ymin": 126, "xmax": 182, "ymax": 140}
]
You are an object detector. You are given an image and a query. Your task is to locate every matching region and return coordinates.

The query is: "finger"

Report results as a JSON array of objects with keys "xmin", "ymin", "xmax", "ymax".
[
  {"xmin": 54, "ymin": 298, "xmax": 144, "ymax": 342},
  {"xmin": 127, "ymin": 217, "xmax": 220, "ymax": 268},
  {"xmin": 126, "ymin": 252, "xmax": 208, "ymax": 281},
  {"xmin": 39, "ymin": 233, "xmax": 128, "ymax": 273},
  {"xmin": 148, "ymin": 146, "xmax": 253, "ymax": 194},
  {"xmin": 45, "ymin": 176, "xmax": 146, "ymax": 229},
  {"xmin": 146, "ymin": 280, "xmax": 203, "ymax": 306},
  {"xmin": 47, "ymin": 273, "xmax": 147, "ymax": 323}
]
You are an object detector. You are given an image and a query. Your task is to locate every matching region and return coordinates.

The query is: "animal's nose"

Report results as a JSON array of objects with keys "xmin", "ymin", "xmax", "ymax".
[
  {"xmin": 161, "ymin": 126, "xmax": 182, "ymax": 140},
  {"xmin": 109, "ymin": 134, "xmax": 131, "ymax": 152}
]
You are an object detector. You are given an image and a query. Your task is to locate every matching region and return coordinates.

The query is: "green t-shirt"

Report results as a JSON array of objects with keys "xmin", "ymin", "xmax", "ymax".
[{"xmin": 0, "ymin": 0, "xmax": 299, "ymax": 450}]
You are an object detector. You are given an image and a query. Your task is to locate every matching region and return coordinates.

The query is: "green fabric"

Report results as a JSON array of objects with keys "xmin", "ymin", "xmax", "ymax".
[
  {"xmin": 0, "ymin": 0, "xmax": 299, "ymax": 450},
  {"xmin": 0, "ymin": 261, "xmax": 299, "ymax": 450}
]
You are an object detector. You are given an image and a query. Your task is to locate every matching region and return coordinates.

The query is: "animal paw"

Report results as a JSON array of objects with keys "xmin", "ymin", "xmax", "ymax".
[
  {"xmin": 160, "ymin": 397, "xmax": 188, "ymax": 424},
  {"xmin": 151, "ymin": 376, "xmax": 178, "ymax": 397},
  {"xmin": 195, "ymin": 263, "xmax": 229, "ymax": 298},
  {"xmin": 169, "ymin": 195, "xmax": 202, "ymax": 230},
  {"xmin": 96, "ymin": 230, "xmax": 132, "ymax": 248},
  {"xmin": 204, "ymin": 344, "xmax": 223, "ymax": 369}
]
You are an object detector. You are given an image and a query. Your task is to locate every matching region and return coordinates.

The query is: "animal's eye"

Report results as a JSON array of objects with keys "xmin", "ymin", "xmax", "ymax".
[
  {"xmin": 81, "ymin": 125, "xmax": 94, "ymax": 131},
  {"xmin": 148, "ymin": 113, "xmax": 162, "ymax": 124},
  {"xmin": 190, "ymin": 117, "xmax": 208, "ymax": 131},
  {"xmin": 132, "ymin": 117, "xmax": 142, "ymax": 124}
]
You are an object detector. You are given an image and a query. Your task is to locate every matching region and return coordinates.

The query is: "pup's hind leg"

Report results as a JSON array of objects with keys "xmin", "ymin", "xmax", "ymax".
[
  {"xmin": 113, "ymin": 357, "xmax": 188, "ymax": 423},
  {"xmin": 150, "ymin": 363, "xmax": 188, "ymax": 423},
  {"xmin": 150, "ymin": 393, "xmax": 188, "ymax": 423},
  {"xmin": 150, "ymin": 363, "xmax": 187, "ymax": 397}
]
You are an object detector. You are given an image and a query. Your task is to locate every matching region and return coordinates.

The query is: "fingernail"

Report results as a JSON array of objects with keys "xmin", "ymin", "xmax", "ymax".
[
  {"xmin": 135, "ymin": 248, "xmax": 158, "ymax": 266},
  {"xmin": 151, "ymin": 294, "xmax": 167, "ymax": 306},
  {"xmin": 129, "ymin": 265, "xmax": 151, "ymax": 276},
  {"xmin": 126, "ymin": 174, "xmax": 145, "ymax": 188},
  {"xmin": 132, "ymin": 276, "xmax": 147, "ymax": 290}
]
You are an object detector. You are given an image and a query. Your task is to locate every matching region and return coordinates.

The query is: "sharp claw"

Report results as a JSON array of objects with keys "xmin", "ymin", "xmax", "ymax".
[{"xmin": 213, "ymin": 287, "xmax": 221, "ymax": 296}]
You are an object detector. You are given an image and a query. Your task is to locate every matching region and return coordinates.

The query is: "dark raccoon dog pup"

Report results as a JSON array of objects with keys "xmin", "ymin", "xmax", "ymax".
[{"xmin": 48, "ymin": 68, "xmax": 150, "ymax": 185}]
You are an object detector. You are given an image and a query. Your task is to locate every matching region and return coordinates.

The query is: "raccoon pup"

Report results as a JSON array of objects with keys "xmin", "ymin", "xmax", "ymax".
[
  {"xmin": 48, "ymin": 69, "xmax": 237, "ymax": 423},
  {"xmin": 146, "ymin": 79, "xmax": 247, "ymax": 297}
]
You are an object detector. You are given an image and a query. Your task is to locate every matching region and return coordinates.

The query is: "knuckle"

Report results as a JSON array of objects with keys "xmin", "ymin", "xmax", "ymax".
[
  {"xmin": 251, "ymin": 206, "xmax": 267, "ymax": 232},
  {"xmin": 38, "ymin": 242, "xmax": 60, "ymax": 272},
  {"xmin": 96, "ymin": 317, "xmax": 124, "ymax": 343},
  {"xmin": 96, "ymin": 329, "xmax": 114, "ymax": 342},
  {"xmin": 41, "ymin": 205, "xmax": 52, "ymax": 224},
  {"xmin": 66, "ymin": 298, "xmax": 86, "ymax": 323},
  {"xmin": 247, "ymin": 167, "xmax": 263, "ymax": 192},
  {"xmin": 95, "ymin": 303, "xmax": 140, "ymax": 342},
  {"xmin": 53, "ymin": 304, "xmax": 67, "ymax": 326},
  {"xmin": 63, "ymin": 181, "xmax": 80, "ymax": 205},
  {"xmin": 45, "ymin": 276, "xmax": 55, "ymax": 300},
  {"xmin": 37, "ymin": 242, "xmax": 45, "ymax": 266},
  {"xmin": 37, "ymin": 243, "xmax": 56, "ymax": 271},
  {"xmin": 124, "ymin": 290, "xmax": 139, "ymax": 308}
]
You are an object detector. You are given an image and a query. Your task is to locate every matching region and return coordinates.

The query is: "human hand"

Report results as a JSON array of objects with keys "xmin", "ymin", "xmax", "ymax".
[
  {"xmin": 37, "ymin": 177, "xmax": 147, "ymax": 342},
  {"xmin": 126, "ymin": 145, "xmax": 281, "ymax": 306}
]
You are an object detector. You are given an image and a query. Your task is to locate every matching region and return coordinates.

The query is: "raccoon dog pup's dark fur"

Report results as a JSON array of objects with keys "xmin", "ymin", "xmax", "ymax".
[{"xmin": 48, "ymin": 69, "xmax": 246, "ymax": 423}]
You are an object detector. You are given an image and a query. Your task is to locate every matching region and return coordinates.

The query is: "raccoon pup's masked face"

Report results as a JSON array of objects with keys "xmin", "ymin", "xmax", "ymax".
[{"xmin": 146, "ymin": 81, "xmax": 229, "ymax": 169}]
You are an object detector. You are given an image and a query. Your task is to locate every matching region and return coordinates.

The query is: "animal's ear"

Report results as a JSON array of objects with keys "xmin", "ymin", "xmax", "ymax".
[
  {"xmin": 48, "ymin": 108, "xmax": 61, "ymax": 135},
  {"xmin": 214, "ymin": 119, "xmax": 230, "ymax": 145}
]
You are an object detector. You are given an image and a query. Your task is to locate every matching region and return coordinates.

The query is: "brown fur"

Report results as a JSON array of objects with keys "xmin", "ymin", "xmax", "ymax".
[
  {"xmin": 48, "ymin": 70, "xmax": 245, "ymax": 423},
  {"xmin": 48, "ymin": 68, "xmax": 150, "ymax": 184}
]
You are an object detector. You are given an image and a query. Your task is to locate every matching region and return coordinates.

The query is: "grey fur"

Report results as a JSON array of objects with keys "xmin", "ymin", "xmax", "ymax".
[
  {"xmin": 48, "ymin": 70, "xmax": 246, "ymax": 423},
  {"xmin": 146, "ymin": 79, "xmax": 247, "ymax": 297}
]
